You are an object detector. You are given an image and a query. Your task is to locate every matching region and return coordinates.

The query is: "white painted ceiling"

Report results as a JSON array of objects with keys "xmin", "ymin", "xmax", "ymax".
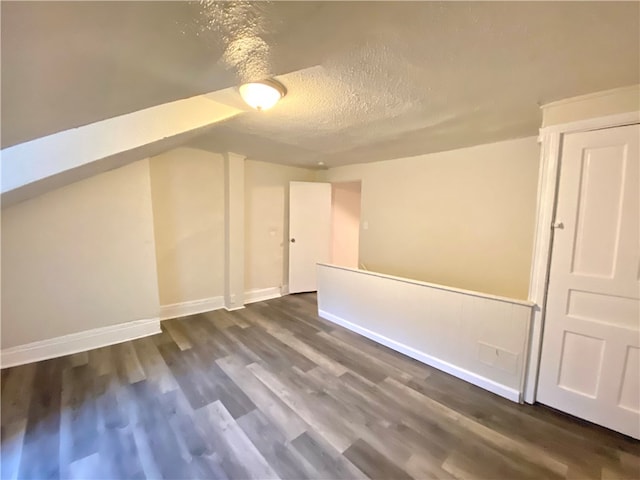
[{"xmin": 2, "ymin": 1, "xmax": 639, "ymax": 167}]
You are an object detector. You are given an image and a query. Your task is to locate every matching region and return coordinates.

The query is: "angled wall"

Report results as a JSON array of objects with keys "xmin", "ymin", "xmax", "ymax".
[{"xmin": 1, "ymin": 159, "xmax": 160, "ymax": 350}]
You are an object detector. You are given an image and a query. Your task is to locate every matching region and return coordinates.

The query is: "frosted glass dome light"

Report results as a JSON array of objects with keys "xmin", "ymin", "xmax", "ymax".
[{"xmin": 239, "ymin": 80, "xmax": 286, "ymax": 111}]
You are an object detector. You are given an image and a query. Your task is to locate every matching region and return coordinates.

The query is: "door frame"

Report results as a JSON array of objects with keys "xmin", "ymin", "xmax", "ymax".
[{"xmin": 524, "ymin": 110, "xmax": 640, "ymax": 404}]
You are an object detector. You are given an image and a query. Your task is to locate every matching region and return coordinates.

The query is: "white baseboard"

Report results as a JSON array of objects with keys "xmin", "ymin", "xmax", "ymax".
[
  {"xmin": 161, "ymin": 290, "xmax": 286, "ymax": 318},
  {"xmin": 159, "ymin": 296, "xmax": 225, "ymax": 321},
  {"xmin": 1, "ymin": 318, "xmax": 160, "ymax": 369},
  {"xmin": 225, "ymin": 306, "xmax": 246, "ymax": 312},
  {"xmin": 319, "ymin": 309, "xmax": 521, "ymax": 403},
  {"xmin": 244, "ymin": 287, "xmax": 283, "ymax": 305}
]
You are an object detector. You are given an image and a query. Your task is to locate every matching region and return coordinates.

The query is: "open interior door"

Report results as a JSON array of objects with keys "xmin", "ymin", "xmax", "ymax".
[
  {"xmin": 288, "ymin": 181, "xmax": 331, "ymax": 293},
  {"xmin": 537, "ymin": 124, "xmax": 640, "ymax": 439}
]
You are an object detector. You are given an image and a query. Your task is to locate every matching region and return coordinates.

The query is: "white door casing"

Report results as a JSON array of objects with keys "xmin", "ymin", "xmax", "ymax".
[
  {"xmin": 537, "ymin": 124, "xmax": 640, "ymax": 438},
  {"xmin": 288, "ymin": 181, "xmax": 331, "ymax": 293}
]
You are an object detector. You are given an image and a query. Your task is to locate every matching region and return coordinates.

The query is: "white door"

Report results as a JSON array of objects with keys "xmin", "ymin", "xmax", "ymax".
[
  {"xmin": 288, "ymin": 181, "xmax": 331, "ymax": 293},
  {"xmin": 537, "ymin": 124, "xmax": 640, "ymax": 439}
]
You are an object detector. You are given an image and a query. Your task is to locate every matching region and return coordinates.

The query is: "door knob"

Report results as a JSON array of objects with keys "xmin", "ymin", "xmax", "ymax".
[
  {"xmin": 290, "ymin": 238, "xmax": 296, "ymax": 243},
  {"xmin": 552, "ymin": 222, "xmax": 564, "ymax": 230}
]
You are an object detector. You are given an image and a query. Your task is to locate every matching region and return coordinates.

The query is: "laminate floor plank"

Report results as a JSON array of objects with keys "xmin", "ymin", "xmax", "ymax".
[
  {"xmin": 1, "ymin": 362, "xmax": 37, "ymax": 427},
  {"xmin": 1, "ymin": 419, "xmax": 27, "ymax": 480},
  {"xmin": 127, "ymin": 380, "xmax": 193, "ymax": 479},
  {"xmin": 195, "ymin": 400, "xmax": 278, "ymax": 480},
  {"xmin": 379, "ymin": 376, "xmax": 570, "ymax": 478},
  {"xmin": 304, "ymin": 366, "xmax": 385, "ymax": 428},
  {"xmin": 188, "ymin": 454, "xmax": 230, "ymax": 480},
  {"xmin": 87, "ymin": 346, "xmax": 113, "ymax": 377},
  {"xmin": 59, "ymin": 365, "xmax": 99, "ymax": 469},
  {"xmin": 114, "ymin": 341, "xmax": 146, "ymax": 385},
  {"xmin": 159, "ymin": 389, "xmax": 212, "ymax": 459},
  {"xmin": 269, "ymin": 328, "xmax": 349, "ymax": 377},
  {"xmin": 223, "ymin": 325, "xmax": 294, "ymax": 372},
  {"xmin": 289, "ymin": 431, "xmax": 367, "ymax": 480},
  {"xmin": 247, "ymin": 362, "xmax": 359, "ymax": 453},
  {"xmin": 263, "ymin": 300, "xmax": 335, "ymax": 334},
  {"xmin": 133, "ymin": 336, "xmax": 179, "ymax": 394},
  {"xmin": 203, "ymin": 309, "xmax": 238, "ymax": 330},
  {"xmin": 408, "ymin": 372, "xmax": 628, "ymax": 477},
  {"xmin": 236, "ymin": 409, "xmax": 317, "ymax": 480},
  {"xmin": 184, "ymin": 342, "xmax": 258, "ymax": 419},
  {"xmin": 316, "ymin": 330, "xmax": 414, "ymax": 382},
  {"xmin": 404, "ymin": 452, "xmax": 457, "ymax": 480},
  {"xmin": 157, "ymin": 342, "xmax": 216, "ymax": 410},
  {"xmin": 251, "ymin": 303, "xmax": 323, "ymax": 337},
  {"xmin": 18, "ymin": 359, "xmax": 63, "ymax": 480},
  {"xmin": 199, "ymin": 319, "xmax": 263, "ymax": 366},
  {"xmin": 230, "ymin": 309, "xmax": 274, "ymax": 335},
  {"xmin": 216, "ymin": 356, "xmax": 309, "ymax": 442},
  {"xmin": 294, "ymin": 368, "xmax": 415, "ymax": 469},
  {"xmin": 162, "ymin": 320, "xmax": 193, "ymax": 351},
  {"xmin": 292, "ymin": 329, "xmax": 388, "ymax": 384},
  {"xmin": 179, "ymin": 316, "xmax": 232, "ymax": 359},
  {"xmin": 343, "ymin": 438, "xmax": 413, "ymax": 480},
  {"xmin": 237, "ymin": 324, "xmax": 318, "ymax": 373},
  {"xmin": 1, "ymin": 292, "xmax": 638, "ymax": 479},
  {"xmin": 94, "ymin": 372, "xmax": 128, "ymax": 430},
  {"xmin": 96, "ymin": 425, "xmax": 146, "ymax": 480},
  {"xmin": 328, "ymin": 327, "xmax": 434, "ymax": 379}
]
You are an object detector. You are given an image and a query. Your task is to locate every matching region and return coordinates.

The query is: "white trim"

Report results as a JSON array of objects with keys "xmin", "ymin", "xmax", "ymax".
[
  {"xmin": 524, "ymin": 112, "xmax": 640, "ymax": 404},
  {"xmin": 281, "ymin": 284, "xmax": 289, "ymax": 295},
  {"xmin": 318, "ymin": 263, "xmax": 534, "ymax": 307},
  {"xmin": 319, "ymin": 309, "xmax": 521, "ymax": 403},
  {"xmin": 159, "ymin": 296, "xmax": 224, "ymax": 321},
  {"xmin": 540, "ymin": 85, "xmax": 639, "ymax": 109},
  {"xmin": 540, "ymin": 111, "xmax": 640, "ymax": 136},
  {"xmin": 524, "ymin": 129, "xmax": 562, "ymax": 403},
  {"xmin": 244, "ymin": 287, "xmax": 283, "ymax": 304},
  {"xmin": 1, "ymin": 318, "xmax": 160, "ymax": 369},
  {"xmin": 225, "ymin": 306, "xmax": 246, "ymax": 312}
]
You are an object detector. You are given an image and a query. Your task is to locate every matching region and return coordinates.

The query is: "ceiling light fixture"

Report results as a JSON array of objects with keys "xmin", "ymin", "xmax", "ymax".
[{"xmin": 239, "ymin": 79, "xmax": 286, "ymax": 111}]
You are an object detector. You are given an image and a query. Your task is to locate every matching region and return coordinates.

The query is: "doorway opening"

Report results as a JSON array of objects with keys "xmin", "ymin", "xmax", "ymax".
[{"xmin": 330, "ymin": 181, "xmax": 362, "ymax": 269}]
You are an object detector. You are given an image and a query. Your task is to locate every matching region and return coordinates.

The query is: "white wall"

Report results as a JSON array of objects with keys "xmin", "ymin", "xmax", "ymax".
[
  {"xmin": 244, "ymin": 160, "xmax": 316, "ymax": 293},
  {"xmin": 331, "ymin": 182, "xmax": 361, "ymax": 268},
  {"xmin": 1, "ymin": 159, "xmax": 159, "ymax": 349},
  {"xmin": 317, "ymin": 264, "xmax": 533, "ymax": 401},
  {"xmin": 149, "ymin": 148, "xmax": 225, "ymax": 307},
  {"xmin": 321, "ymin": 136, "xmax": 540, "ymax": 300}
]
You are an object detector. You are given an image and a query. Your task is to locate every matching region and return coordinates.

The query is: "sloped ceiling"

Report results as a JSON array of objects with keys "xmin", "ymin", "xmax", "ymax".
[{"xmin": 2, "ymin": 1, "xmax": 639, "ymax": 167}]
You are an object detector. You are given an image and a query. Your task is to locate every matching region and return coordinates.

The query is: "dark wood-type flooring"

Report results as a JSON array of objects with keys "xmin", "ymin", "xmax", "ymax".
[{"xmin": 2, "ymin": 293, "xmax": 639, "ymax": 479}]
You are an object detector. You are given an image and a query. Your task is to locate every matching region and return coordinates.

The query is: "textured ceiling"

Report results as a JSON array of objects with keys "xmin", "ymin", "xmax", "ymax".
[{"xmin": 2, "ymin": 1, "xmax": 639, "ymax": 167}]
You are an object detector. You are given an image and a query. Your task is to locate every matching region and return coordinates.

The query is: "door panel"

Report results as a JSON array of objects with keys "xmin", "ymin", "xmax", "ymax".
[
  {"xmin": 619, "ymin": 346, "xmax": 640, "ymax": 413},
  {"xmin": 537, "ymin": 124, "xmax": 640, "ymax": 439},
  {"xmin": 571, "ymin": 144, "xmax": 627, "ymax": 277},
  {"xmin": 288, "ymin": 182, "xmax": 331, "ymax": 293}
]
